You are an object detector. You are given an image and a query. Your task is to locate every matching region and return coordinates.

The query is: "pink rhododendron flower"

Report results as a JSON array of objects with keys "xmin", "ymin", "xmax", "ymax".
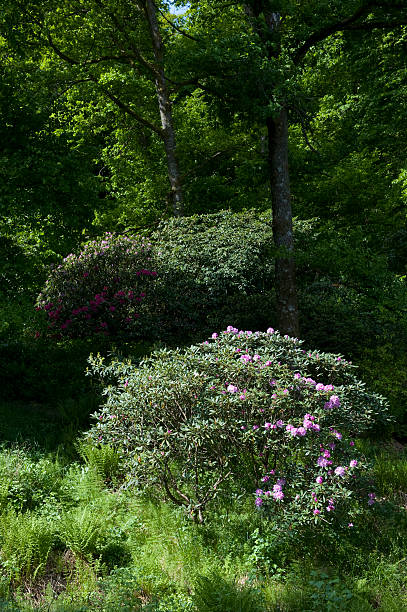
[
  {"xmin": 227, "ymin": 384, "xmax": 238, "ymax": 393},
  {"xmin": 273, "ymin": 490, "xmax": 284, "ymax": 501},
  {"xmin": 317, "ymin": 456, "xmax": 330, "ymax": 467}
]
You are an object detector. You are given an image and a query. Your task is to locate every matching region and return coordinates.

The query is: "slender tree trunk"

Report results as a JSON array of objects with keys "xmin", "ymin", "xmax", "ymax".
[
  {"xmin": 267, "ymin": 109, "xmax": 299, "ymax": 337},
  {"xmin": 244, "ymin": 3, "xmax": 299, "ymax": 336},
  {"xmin": 145, "ymin": 0, "xmax": 184, "ymax": 216}
]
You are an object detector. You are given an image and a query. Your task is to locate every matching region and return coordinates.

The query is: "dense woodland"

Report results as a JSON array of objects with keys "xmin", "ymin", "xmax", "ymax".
[{"xmin": 1, "ymin": 1, "xmax": 407, "ymax": 610}]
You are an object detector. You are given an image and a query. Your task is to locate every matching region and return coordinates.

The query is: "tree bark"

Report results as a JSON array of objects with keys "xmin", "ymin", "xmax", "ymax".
[
  {"xmin": 145, "ymin": 0, "xmax": 184, "ymax": 217},
  {"xmin": 244, "ymin": 3, "xmax": 300, "ymax": 336},
  {"xmin": 267, "ymin": 109, "xmax": 299, "ymax": 337}
]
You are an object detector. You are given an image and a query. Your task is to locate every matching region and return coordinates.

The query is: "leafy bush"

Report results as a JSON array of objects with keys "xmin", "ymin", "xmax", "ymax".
[
  {"xmin": 151, "ymin": 210, "xmax": 275, "ymax": 341},
  {"xmin": 295, "ymin": 221, "xmax": 407, "ymax": 358},
  {"xmin": 0, "ymin": 447, "xmax": 63, "ymax": 512},
  {"xmin": 36, "ymin": 233, "xmax": 157, "ymax": 339},
  {"xmin": 86, "ymin": 328, "xmax": 390, "ymax": 525}
]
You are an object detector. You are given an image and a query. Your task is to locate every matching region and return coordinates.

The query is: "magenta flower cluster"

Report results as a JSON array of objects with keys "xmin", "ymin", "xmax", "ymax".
[{"xmin": 37, "ymin": 233, "xmax": 157, "ymax": 338}]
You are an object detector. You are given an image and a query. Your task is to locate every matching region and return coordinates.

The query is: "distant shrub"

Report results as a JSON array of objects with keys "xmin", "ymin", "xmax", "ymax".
[
  {"xmin": 151, "ymin": 210, "xmax": 275, "ymax": 340},
  {"xmin": 295, "ymin": 221, "xmax": 407, "ymax": 358},
  {"xmin": 86, "ymin": 328, "xmax": 390, "ymax": 525},
  {"xmin": 36, "ymin": 233, "xmax": 157, "ymax": 339}
]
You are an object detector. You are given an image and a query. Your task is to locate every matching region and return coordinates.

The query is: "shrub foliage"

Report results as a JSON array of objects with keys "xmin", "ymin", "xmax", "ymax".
[
  {"xmin": 36, "ymin": 233, "xmax": 157, "ymax": 339},
  {"xmin": 87, "ymin": 328, "xmax": 390, "ymax": 524}
]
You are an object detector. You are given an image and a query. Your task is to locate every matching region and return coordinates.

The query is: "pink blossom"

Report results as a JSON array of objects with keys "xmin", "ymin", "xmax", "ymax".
[
  {"xmin": 316, "ymin": 476, "xmax": 323, "ymax": 484},
  {"xmin": 240, "ymin": 354, "xmax": 252, "ymax": 363},
  {"xmin": 317, "ymin": 456, "xmax": 330, "ymax": 468},
  {"xmin": 329, "ymin": 395, "xmax": 341, "ymax": 408},
  {"xmin": 227, "ymin": 384, "xmax": 238, "ymax": 393}
]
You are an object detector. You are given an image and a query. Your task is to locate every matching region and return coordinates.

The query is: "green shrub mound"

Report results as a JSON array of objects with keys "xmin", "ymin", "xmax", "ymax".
[
  {"xmin": 87, "ymin": 328, "xmax": 390, "ymax": 525},
  {"xmin": 151, "ymin": 211, "xmax": 275, "ymax": 339}
]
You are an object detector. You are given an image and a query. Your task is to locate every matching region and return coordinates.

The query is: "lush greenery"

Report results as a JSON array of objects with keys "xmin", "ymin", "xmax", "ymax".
[
  {"xmin": 87, "ymin": 329, "xmax": 389, "ymax": 525},
  {"xmin": 1, "ymin": 0, "xmax": 407, "ymax": 609}
]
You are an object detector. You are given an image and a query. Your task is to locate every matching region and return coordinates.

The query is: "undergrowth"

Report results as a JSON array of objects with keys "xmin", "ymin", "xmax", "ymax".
[{"xmin": 0, "ymin": 437, "xmax": 405, "ymax": 611}]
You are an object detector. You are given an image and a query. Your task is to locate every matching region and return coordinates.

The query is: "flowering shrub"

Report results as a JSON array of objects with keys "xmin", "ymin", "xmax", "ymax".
[
  {"xmin": 36, "ymin": 233, "xmax": 157, "ymax": 339},
  {"xmin": 86, "ymin": 328, "xmax": 390, "ymax": 524}
]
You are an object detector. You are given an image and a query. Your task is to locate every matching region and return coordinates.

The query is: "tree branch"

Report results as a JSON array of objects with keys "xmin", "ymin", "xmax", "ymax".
[
  {"xmin": 346, "ymin": 19, "xmax": 407, "ymax": 29},
  {"xmin": 92, "ymin": 80, "xmax": 163, "ymax": 136},
  {"xmin": 293, "ymin": 2, "xmax": 407, "ymax": 64},
  {"xmin": 154, "ymin": 2, "xmax": 200, "ymax": 42},
  {"xmin": 47, "ymin": 33, "xmax": 163, "ymax": 137}
]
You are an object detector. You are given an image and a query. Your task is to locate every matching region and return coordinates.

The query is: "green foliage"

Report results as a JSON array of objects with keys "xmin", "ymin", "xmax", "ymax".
[
  {"xmin": 76, "ymin": 442, "xmax": 123, "ymax": 484},
  {"xmin": 0, "ymin": 447, "xmax": 63, "ymax": 512},
  {"xmin": 307, "ymin": 570, "xmax": 353, "ymax": 612},
  {"xmin": 37, "ymin": 233, "xmax": 157, "ymax": 339},
  {"xmin": 87, "ymin": 328, "xmax": 389, "ymax": 524},
  {"xmin": 295, "ymin": 221, "xmax": 407, "ymax": 358},
  {"xmin": 193, "ymin": 573, "xmax": 265, "ymax": 612},
  {"xmin": 358, "ymin": 345, "xmax": 407, "ymax": 429},
  {"xmin": 151, "ymin": 210, "xmax": 275, "ymax": 340},
  {"xmin": 0, "ymin": 509, "xmax": 55, "ymax": 580},
  {"xmin": 372, "ymin": 451, "xmax": 407, "ymax": 498},
  {"xmin": 57, "ymin": 505, "xmax": 112, "ymax": 559}
]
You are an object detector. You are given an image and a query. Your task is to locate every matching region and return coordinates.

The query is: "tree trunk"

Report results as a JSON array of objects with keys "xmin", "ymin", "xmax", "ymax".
[
  {"xmin": 244, "ymin": 3, "xmax": 300, "ymax": 336},
  {"xmin": 267, "ymin": 108, "xmax": 299, "ymax": 337},
  {"xmin": 145, "ymin": 0, "xmax": 184, "ymax": 217}
]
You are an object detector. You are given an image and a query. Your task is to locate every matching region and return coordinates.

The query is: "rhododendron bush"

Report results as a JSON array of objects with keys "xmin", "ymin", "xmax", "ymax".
[
  {"xmin": 86, "ymin": 328, "xmax": 390, "ymax": 525},
  {"xmin": 36, "ymin": 233, "xmax": 157, "ymax": 339}
]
